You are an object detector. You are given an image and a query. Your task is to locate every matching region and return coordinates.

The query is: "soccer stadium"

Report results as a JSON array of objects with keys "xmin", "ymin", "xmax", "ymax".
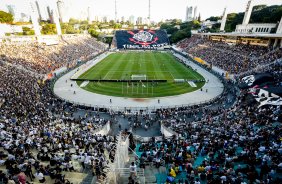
[{"xmin": 0, "ymin": 0, "xmax": 282, "ymax": 184}]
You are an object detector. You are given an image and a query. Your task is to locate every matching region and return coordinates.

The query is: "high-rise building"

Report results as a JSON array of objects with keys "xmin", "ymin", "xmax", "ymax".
[
  {"xmin": 242, "ymin": 0, "xmax": 254, "ymax": 25},
  {"xmin": 47, "ymin": 6, "xmax": 54, "ymax": 23},
  {"xmin": 185, "ymin": 6, "xmax": 193, "ymax": 22},
  {"xmin": 137, "ymin": 17, "xmax": 143, "ymax": 25},
  {"xmin": 129, "ymin": 15, "xmax": 135, "ymax": 25},
  {"xmin": 121, "ymin": 16, "xmax": 125, "ymax": 23},
  {"xmin": 102, "ymin": 16, "xmax": 108, "ymax": 23},
  {"xmin": 20, "ymin": 13, "xmax": 29, "ymax": 22},
  {"xmin": 87, "ymin": 7, "xmax": 92, "ymax": 23},
  {"xmin": 94, "ymin": 16, "xmax": 100, "ymax": 22},
  {"xmin": 193, "ymin": 6, "xmax": 197, "ymax": 20},
  {"xmin": 35, "ymin": 1, "xmax": 42, "ymax": 21},
  {"xmin": 6, "ymin": 5, "xmax": 15, "ymax": 17}
]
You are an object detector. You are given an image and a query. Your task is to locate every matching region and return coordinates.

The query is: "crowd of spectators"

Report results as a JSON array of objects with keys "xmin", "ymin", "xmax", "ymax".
[
  {"xmin": 136, "ymin": 87, "xmax": 281, "ymax": 183},
  {"xmin": 177, "ymin": 35, "xmax": 282, "ymax": 74},
  {"xmin": 131, "ymin": 45, "xmax": 282, "ymax": 183},
  {"xmin": 0, "ymin": 32, "xmax": 281, "ymax": 184},
  {"xmin": 0, "ymin": 35, "xmax": 107, "ymax": 74},
  {"xmin": 0, "ymin": 35, "xmax": 116, "ymax": 184}
]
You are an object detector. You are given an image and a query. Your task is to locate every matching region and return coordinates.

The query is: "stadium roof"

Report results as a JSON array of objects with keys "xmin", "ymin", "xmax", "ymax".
[{"xmin": 197, "ymin": 32, "xmax": 282, "ymax": 39}]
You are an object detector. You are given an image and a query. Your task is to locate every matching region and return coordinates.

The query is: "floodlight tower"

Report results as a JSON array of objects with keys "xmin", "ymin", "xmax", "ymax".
[
  {"xmin": 29, "ymin": 0, "xmax": 41, "ymax": 36},
  {"xmin": 220, "ymin": 7, "xmax": 227, "ymax": 32},
  {"xmin": 242, "ymin": 0, "xmax": 254, "ymax": 25}
]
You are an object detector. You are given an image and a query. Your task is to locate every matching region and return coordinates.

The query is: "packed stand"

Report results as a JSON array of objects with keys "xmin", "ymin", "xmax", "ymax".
[
  {"xmin": 138, "ymin": 85, "xmax": 281, "ymax": 183},
  {"xmin": 0, "ymin": 36, "xmax": 116, "ymax": 184},
  {"xmin": 0, "ymin": 35, "xmax": 107, "ymax": 74},
  {"xmin": 177, "ymin": 35, "xmax": 282, "ymax": 74}
]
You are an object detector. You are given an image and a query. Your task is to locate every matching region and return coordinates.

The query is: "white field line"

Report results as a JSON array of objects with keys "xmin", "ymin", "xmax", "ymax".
[
  {"xmin": 80, "ymin": 81, "xmax": 89, "ymax": 87},
  {"xmin": 188, "ymin": 81, "xmax": 197, "ymax": 88},
  {"xmin": 103, "ymin": 71, "xmax": 111, "ymax": 80},
  {"xmin": 168, "ymin": 71, "xmax": 175, "ymax": 79}
]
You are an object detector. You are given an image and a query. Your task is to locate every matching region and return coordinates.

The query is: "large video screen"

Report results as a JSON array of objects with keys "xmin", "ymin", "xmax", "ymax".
[{"xmin": 115, "ymin": 29, "xmax": 169, "ymax": 49}]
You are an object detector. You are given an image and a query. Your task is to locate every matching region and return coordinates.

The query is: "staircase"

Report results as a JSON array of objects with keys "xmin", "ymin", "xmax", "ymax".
[
  {"xmin": 80, "ymin": 172, "xmax": 95, "ymax": 184},
  {"xmin": 118, "ymin": 168, "xmax": 145, "ymax": 184}
]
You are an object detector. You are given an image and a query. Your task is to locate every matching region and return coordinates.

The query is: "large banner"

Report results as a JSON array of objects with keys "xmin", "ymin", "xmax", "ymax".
[
  {"xmin": 239, "ymin": 73, "xmax": 274, "ymax": 89},
  {"xmin": 115, "ymin": 29, "xmax": 169, "ymax": 49},
  {"xmin": 249, "ymin": 87, "xmax": 282, "ymax": 108}
]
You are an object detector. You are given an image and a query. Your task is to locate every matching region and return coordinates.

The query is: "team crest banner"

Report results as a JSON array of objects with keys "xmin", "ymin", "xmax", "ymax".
[{"xmin": 115, "ymin": 29, "xmax": 169, "ymax": 49}]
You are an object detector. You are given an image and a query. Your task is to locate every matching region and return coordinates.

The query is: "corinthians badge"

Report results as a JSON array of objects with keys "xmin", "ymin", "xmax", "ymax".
[{"xmin": 128, "ymin": 30, "xmax": 159, "ymax": 45}]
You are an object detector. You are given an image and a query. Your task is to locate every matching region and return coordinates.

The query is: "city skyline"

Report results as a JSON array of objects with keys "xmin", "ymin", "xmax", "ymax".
[{"xmin": 0, "ymin": 0, "xmax": 281, "ymax": 23}]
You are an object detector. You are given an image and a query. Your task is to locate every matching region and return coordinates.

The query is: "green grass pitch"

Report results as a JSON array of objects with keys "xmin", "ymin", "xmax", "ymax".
[{"xmin": 77, "ymin": 51, "xmax": 205, "ymax": 98}]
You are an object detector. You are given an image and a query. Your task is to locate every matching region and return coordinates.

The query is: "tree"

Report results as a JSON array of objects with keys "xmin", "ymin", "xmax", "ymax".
[
  {"xmin": 41, "ymin": 24, "xmax": 56, "ymax": 35},
  {"xmin": 170, "ymin": 28, "xmax": 191, "ymax": 43},
  {"xmin": 22, "ymin": 27, "xmax": 35, "ymax": 35},
  {"xmin": 66, "ymin": 25, "xmax": 76, "ymax": 34},
  {"xmin": 206, "ymin": 16, "xmax": 221, "ymax": 22},
  {"xmin": 191, "ymin": 20, "xmax": 201, "ymax": 29},
  {"xmin": 171, "ymin": 19, "xmax": 182, "ymax": 25},
  {"xmin": 113, "ymin": 23, "xmax": 122, "ymax": 29},
  {"xmin": 225, "ymin": 13, "xmax": 244, "ymax": 32},
  {"xmin": 0, "ymin": 11, "xmax": 13, "ymax": 23},
  {"xmin": 253, "ymin": 5, "xmax": 267, "ymax": 12},
  {"xmin": 60, "ymin": 23, "xmax": 68, "ymax": 34},
  {"xmin": 80, "ymin": 20, "xmax": 89, "ymax": 24},
  {"xmin": 79, "ymin": 24, "xmax": 88, "ymax": 31},
  {"xmin": 160, "ymin": 23, "xmax": 171, "ymax": 30},
  {"xmin": 69, "ymin": 18, "xmax": 80, "ymax": 25},
  {"xmin": 88, "ymin": 29, "xmax": 99, "ymax": 38},
  {"xmin": 224, "ymin": 5, "xmax": 282, "ymax": 32},
  {"xmin": 250, "ymin": 5, "xmax": 282, "ymax": 23},
  {"xmin": 166, "ymin": 27, "xmax": 178, "ymax": 34}
]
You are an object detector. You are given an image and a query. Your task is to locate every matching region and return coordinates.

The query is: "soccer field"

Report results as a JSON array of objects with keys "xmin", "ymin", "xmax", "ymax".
[{"xmin": 77, "ymin": 52, "xmax": 205, "ymax": 98}]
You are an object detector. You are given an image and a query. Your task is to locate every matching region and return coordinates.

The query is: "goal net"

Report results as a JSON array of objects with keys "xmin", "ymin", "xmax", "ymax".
[{"xmin": 131, "ymin": 74, "xmax": 147, "ymax": 80}]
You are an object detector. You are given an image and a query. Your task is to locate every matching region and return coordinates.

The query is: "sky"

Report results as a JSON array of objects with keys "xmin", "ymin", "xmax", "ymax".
[{"xmin": 0, "ymin": 0, "xmax": 281, "ymax": 22}]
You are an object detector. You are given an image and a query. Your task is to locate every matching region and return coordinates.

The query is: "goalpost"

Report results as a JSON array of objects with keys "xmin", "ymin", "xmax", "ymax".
[
  {"xmin": 121, "ymin": 74, "xmax": 154, "ymax": 95},
  {"xmin": 131, "ymin": 74, "xmax": 147, "ymax": 81}
]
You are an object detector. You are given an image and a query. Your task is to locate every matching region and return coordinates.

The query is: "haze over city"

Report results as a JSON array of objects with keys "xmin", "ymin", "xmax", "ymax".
[{"xmin": 0, "ymin": 0, "xmax": 281, "ymax": 22}]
